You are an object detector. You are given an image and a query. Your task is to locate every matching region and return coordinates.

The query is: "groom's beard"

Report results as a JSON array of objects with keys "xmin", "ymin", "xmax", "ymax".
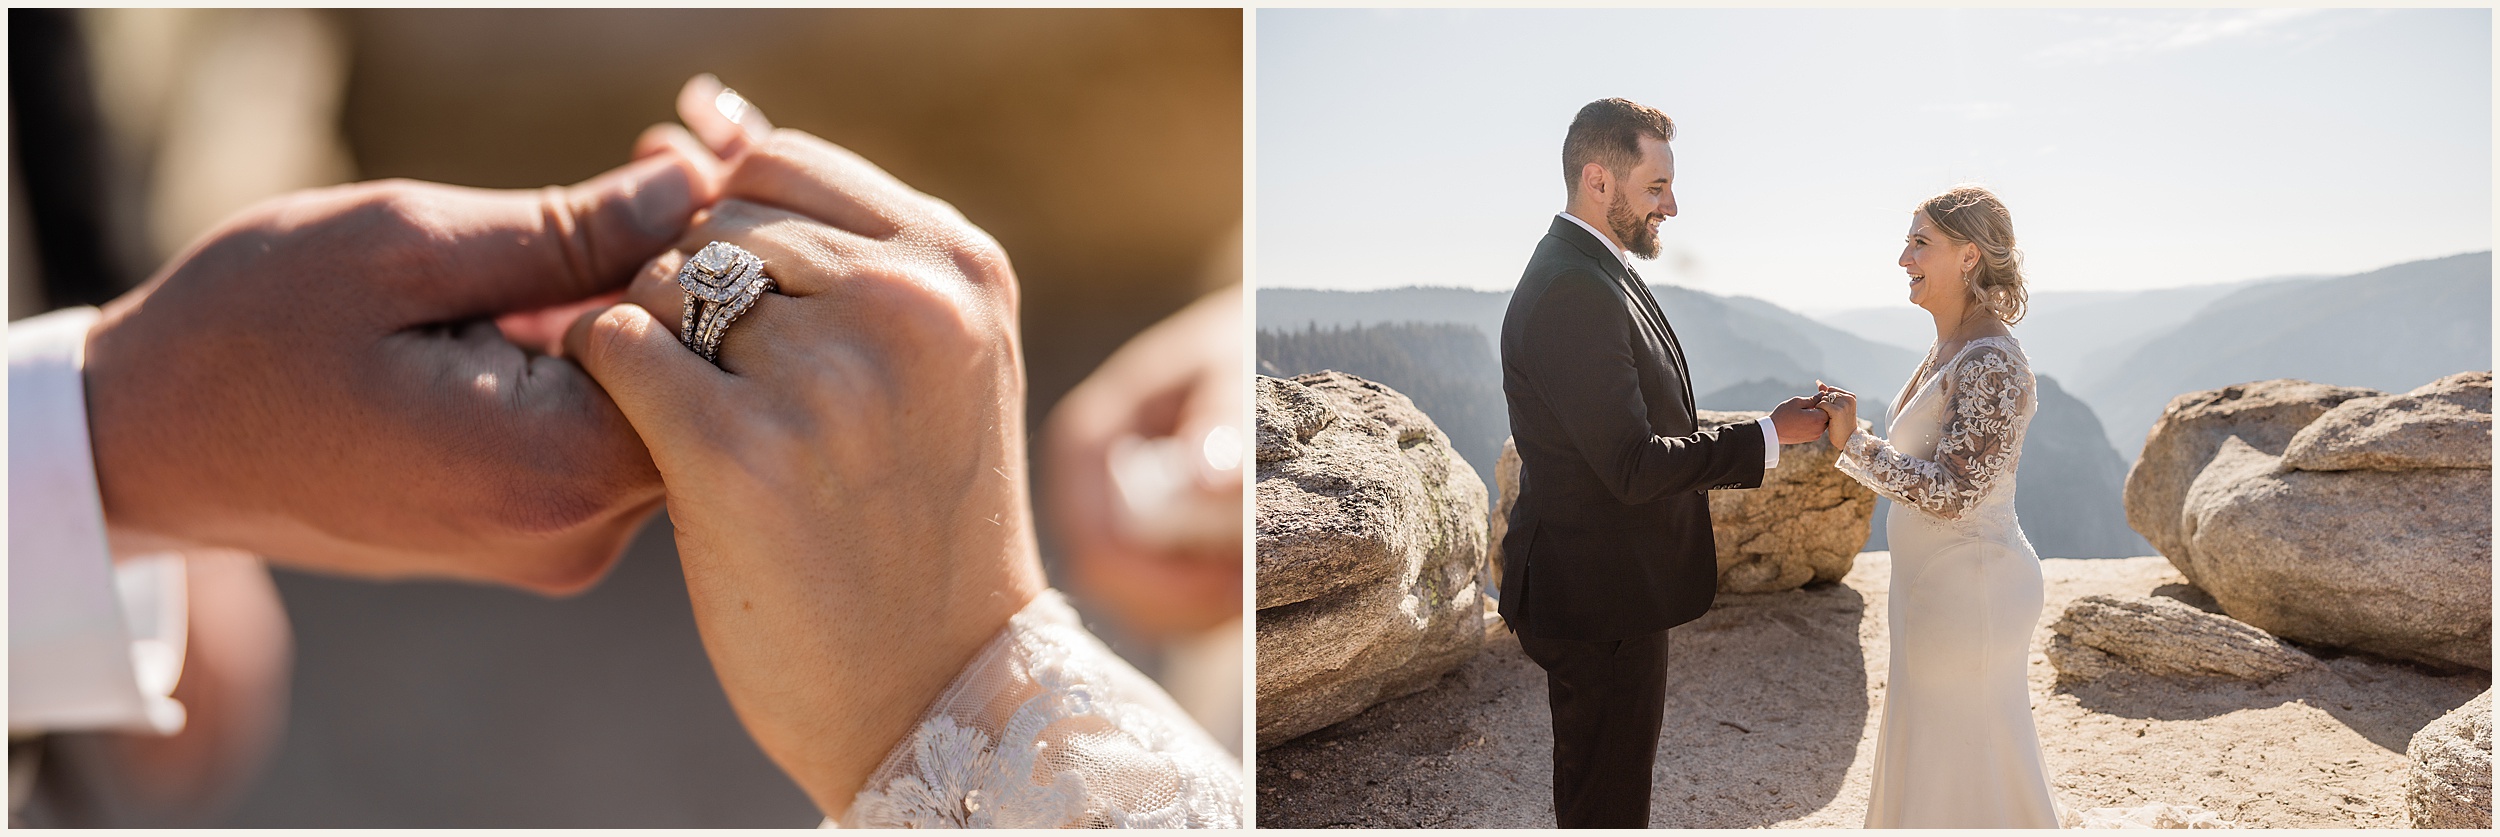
[{"xmin": 1607, "ymin": 188, "xmax": 1663, "ymax": 260}]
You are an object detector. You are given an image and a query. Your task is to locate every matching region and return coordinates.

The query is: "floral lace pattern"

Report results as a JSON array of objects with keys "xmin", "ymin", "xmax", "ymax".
[
  {"xmin": 840, "ymin": 590, "xmax": 1243, "ymax": 828},
  {"xmin": 1835, "ymin": 337, "xmax": 2033, "ymax": 524}
]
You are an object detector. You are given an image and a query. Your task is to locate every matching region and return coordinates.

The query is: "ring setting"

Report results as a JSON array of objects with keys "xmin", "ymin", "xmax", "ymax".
[{"xmin": 676, "ymin": 241, "xmax": 774, "ymax": 364}]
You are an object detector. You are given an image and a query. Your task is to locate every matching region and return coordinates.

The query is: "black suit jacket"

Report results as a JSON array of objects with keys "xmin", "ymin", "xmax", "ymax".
[{"xmin": 1497, "ymin": 216, "xmax": 1767, "ymax": 642}]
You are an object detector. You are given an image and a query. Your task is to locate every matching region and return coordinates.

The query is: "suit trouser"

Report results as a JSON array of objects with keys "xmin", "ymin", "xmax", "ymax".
[{"xmin": 1517, "ymin": 626, "xmax": 1673, "ymax": 828}]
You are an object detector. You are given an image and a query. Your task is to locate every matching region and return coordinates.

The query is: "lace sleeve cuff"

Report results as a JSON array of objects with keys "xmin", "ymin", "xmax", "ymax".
[
  {"xmin": 1832, "ymin": 428, "xmax": 1882, "ymax": 492},
  {"xmin": 839, "ymin": 590, "xmax": 1243, "ymax": 828},
  {"xmin": 1831, "ymin": 426, "xmax": 1972, "ymax": 519}
]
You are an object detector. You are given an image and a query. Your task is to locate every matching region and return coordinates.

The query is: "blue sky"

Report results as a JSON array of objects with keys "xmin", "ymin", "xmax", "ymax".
[{"xmin": 1256, "ymin": 9, "xmax": 2492, "ymax": 313}]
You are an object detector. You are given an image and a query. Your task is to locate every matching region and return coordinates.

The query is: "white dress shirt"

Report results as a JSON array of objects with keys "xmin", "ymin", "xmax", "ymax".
[
  {"xmin": 1556, "ymin": 212, "xmax": 1783, "ymax": 472},
  {"xmin": 9, "ymin": 306, "xmax": 188, "ymax": 736}
]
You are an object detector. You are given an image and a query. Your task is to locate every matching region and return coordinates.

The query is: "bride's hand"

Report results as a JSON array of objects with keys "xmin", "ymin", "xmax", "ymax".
[
  {"xmin": 1815, "ymin": 381, "xmax": 1859, "ymax": 448},
  {"xmin": 561, "ymin": 79, "xmax": 1042, "ymax": 819}
]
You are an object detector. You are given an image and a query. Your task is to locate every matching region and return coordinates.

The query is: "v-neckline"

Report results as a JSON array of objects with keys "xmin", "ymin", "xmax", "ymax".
[{"xmin": 1893, "ymin": 335, "xmax": 2016, "ymax": 425}]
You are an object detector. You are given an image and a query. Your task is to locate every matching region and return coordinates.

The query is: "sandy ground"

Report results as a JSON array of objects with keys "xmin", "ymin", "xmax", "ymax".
[{"xmin": 1253, "ymin": 553, "xmax": 2489, "ymax": 828}]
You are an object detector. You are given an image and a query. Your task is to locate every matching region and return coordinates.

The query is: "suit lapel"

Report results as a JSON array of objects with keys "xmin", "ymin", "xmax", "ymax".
[
  {"xmin": 1550, "ymin": 216, "xmax": 1699, "ymax": 414},
  {"xmin": 1623, "ymin": 267, "xmax": 1697, "ymax": 410}
]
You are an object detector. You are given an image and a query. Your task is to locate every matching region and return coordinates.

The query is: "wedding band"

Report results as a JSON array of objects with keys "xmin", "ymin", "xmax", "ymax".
[{"xmin": 676, "ymin": 241, "xmax": 776, "ymax": 364}]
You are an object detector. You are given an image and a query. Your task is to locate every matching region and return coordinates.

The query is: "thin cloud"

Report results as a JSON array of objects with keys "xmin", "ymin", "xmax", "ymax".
[{"xmin": 2036, "ymin": 9, "xmax": 2329, "ymax": 65}]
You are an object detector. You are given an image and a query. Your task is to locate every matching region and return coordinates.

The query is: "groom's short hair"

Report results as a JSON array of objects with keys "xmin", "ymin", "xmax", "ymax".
[{"xmin": 1563, "ymin": 98, "xmax": 1677, "ymax": 192}]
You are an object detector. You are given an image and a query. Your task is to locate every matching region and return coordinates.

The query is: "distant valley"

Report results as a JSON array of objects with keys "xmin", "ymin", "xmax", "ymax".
[{"xmin": 1256, "ymin": 250, "xmax": 2490, "ymax": 559}]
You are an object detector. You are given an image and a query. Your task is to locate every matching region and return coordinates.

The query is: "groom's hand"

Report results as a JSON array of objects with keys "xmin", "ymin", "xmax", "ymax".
[
  {"xmin": 1769, "ymin": 395, "xmax": 1830, "ymax": 445},
  {"xmin": 82, "ymin": 134, "xmax": 720, "ymax": 594}
]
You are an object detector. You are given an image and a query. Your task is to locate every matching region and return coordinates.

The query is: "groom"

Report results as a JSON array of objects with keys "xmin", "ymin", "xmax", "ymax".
[{"xmin": 1497, "ymin": 98, "xmax": 1828, "ymax": 827}]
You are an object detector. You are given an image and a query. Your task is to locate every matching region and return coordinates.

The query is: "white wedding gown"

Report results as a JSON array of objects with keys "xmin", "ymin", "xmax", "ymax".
[
  {"xmin": 1834, "ymin": 335, "xmax": 2061, "ymax": 829},
  {"xmin": 838, "ymin": 590, "xmax": 1244, "ymax": 828}
]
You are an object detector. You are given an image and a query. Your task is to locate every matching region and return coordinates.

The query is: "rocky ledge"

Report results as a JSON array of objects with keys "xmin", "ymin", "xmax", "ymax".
[
  {"xmin": 1256, "ymin": 372, "xmax": 1487, "ymax": 750},
  {"xmin": 2406, "ymin": 688, "xmax": 2492, "ymax": 829},
  {"xmin": 1260, "ymin": 557, "xmax": 2490, "ymax": 834},
  {"xmin": 1485, "ymin": 413, "xmax": 1878, "ymax": 598},
  {"xmin": 1255, "ymin": 553, "xmax": 2490, "ymax": 828},
  {"xmin": 2123, "ymin": 372, "xmax": 2492, "ymax": 671},
  {"xmin": 2046, "ymin": 593, "xmax": 2319, "ymax": 683}
]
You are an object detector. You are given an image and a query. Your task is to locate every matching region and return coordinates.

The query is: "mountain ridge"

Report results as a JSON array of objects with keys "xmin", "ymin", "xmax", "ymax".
[
  {"xmin": 1256, "ymin": 283, "xmax": 2153, "ymax": 557},
  {"xmin": 2078, "ymin": 251, "xmax": 2491, "ymax": 456},
  {"xmin": 1810, "ymin": 250, "xmax": 2491, "ymax": 458}
]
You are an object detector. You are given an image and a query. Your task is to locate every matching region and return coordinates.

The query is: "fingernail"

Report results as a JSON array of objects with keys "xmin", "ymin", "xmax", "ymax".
[
  {"xmin": 713, "ymin": 85, "xmax": 750, "ymax": 125},
  {"xmin": 710, "ymin": 81, "xmax": 771, "ymax": 142}
]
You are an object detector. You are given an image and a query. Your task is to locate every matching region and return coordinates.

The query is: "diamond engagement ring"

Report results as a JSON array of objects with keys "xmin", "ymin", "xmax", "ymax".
[{"xmin": 677, "ymin": 241, "xmax": 776, "ymax": 364}]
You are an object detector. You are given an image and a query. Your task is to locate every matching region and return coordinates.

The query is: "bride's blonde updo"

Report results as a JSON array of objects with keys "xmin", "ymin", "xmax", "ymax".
[{"xmin": 1919, "ymin": 185, "xmax": 2027, "ymax": 325}]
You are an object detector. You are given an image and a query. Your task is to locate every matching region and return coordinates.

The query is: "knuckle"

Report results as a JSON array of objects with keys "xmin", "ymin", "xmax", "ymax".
[
  {"xmin": 358, "ymin": 180, "xmax": 447, "ymax": 232},
  {"xmin": 334, "ymin": 181, "xmax": 458, "ymax": 269},
  {"xmin": 940, "ymin": 225, "xmax": 1015, "ymax": 289},
  {"xmin": 887, "ymin": 277, "xmax": 991, "ymax": 358},
  {"xmin": 628, "ymin": 261, "xmax": 687, "ymax": 320},
  {"xmin": 884, "ymin": 219, "xmax": 1016, "ymax": 319},
  {"xmin": 587, "ymin": 306, "xmax": 645, "ymax": 368}
]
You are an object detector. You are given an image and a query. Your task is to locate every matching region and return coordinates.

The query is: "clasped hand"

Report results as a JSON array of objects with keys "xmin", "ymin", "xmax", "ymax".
[
  {"xmin": 85, "ymin": 108, "xmax": 719, "ymax": 592},
  {"xmin": 1812, "ymin": 381, "xmax": 1862, "ymax": 448},
  {"xmin": 1769, "ymin": 393, "xmax": 1830, "ymax": 445},
  {"xmin": 86, "ymin": 76, "xmax": 1045, "ymax": 818}
]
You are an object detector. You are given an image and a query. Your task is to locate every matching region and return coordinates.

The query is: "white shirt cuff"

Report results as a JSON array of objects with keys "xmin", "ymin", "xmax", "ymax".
[
  {"xmin": 1755, "ymin": 415, "xmax": 1782, "ymax": 470},
  {"xmin": 9, "ymin": 307, "xmax": 189, "ymax": 736}
]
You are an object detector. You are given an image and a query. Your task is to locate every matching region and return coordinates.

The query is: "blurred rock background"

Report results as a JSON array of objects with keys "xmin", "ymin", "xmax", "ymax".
[{"xmin": 9, "ymin": 8, "xmax": 1241, "ymax": 827}]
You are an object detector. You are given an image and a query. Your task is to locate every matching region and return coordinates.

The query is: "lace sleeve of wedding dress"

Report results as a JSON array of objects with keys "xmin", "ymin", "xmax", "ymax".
[
  {"xmin": 1834, "ymin": 341, "xmax": 2032, "ymax": 521},
  {"xmin": 836, "ymin": 589, "xmax": 1244, "ymax": 828}
]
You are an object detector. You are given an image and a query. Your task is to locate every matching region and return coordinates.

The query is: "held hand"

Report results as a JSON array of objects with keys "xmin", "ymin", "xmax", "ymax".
[
  {"xmin": 562, "ymin": 77, "xmax": 1041, "ymax": 818},
  {"xmin": 1768, "ymin": 395, "xmax": 1829, "ymax": 445},
  {"xmin": 1815, "ymin": 381, "xmax": 1860, "ymax": 449},
  {"xmin": 82, "ymin": 132, "xmax": 721, "ymax": 593},
  {"xmin": 1042, "ymin": 287, "xmax": 1245, "ymax": 639}
]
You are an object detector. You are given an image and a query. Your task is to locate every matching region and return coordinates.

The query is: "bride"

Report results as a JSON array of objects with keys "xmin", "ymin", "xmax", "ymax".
[{"xmin": 1813, "ymin": 185, "xmax": 2060, "ymax": 829}]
